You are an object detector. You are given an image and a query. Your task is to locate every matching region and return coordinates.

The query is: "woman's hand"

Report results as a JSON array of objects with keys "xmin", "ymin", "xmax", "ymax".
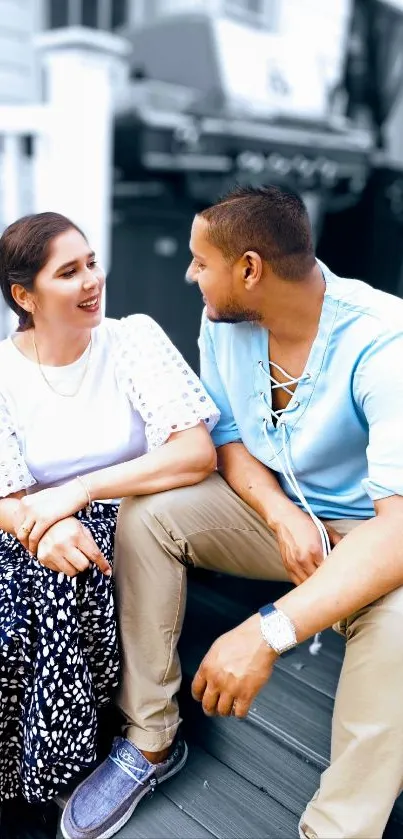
[
  {"xmin": 13, "ymin": 481, "xmax": 86, "ymax": 554},
  {"xmin": 36, "ymin": 517, "xmax": 111, "ymax": 578}
]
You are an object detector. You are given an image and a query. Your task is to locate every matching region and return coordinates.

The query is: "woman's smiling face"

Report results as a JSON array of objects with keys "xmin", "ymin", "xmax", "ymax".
[{"xmin": 14, "ymin": 227, "xmax": 105, "ymax": 330}]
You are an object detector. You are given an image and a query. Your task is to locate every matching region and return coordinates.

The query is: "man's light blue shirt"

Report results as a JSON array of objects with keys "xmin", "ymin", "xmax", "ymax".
[{"xmin": 199, "ymin": 262, "xmax": 403, "ymax": 520}]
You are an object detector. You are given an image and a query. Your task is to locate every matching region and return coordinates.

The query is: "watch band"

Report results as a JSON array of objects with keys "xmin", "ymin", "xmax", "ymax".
[{"xmin": 259, "ymin": 603, "xmax": 277, "ymax": 619}]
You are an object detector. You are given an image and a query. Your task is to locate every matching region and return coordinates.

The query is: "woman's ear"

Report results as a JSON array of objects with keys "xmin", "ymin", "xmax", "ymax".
[{"xmin": 11, "ymin": 283, "xmax": 34, "ymax": 316}]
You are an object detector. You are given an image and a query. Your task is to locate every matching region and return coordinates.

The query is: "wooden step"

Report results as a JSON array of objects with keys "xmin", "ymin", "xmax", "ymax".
[
  {"xmin": 56, "ymin": 787, "xmax": 215, "ymax": 839},
  {"xmin": 161, "ymin": 744, "xmax": 298, "ymax": 838},
  {"xmin": 182, "ymin": 576, "xmax": 403, "ymax": 832},
  {"xmin": 54, "ymin": 573, "xmax": 403, "ymax": 838}
]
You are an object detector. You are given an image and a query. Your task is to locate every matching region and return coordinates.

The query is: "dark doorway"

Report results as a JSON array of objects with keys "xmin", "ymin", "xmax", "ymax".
[{"xmin": 107, "ymin": 201, "xmax": 203, "ymax": 372}]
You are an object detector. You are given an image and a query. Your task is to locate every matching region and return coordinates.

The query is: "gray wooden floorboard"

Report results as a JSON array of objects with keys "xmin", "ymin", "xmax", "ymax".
[
  {"xmin": 181, "ymin": 638, "xmax": 334, "ymax": 768},
  {"xmin": 186, "ymin": 580, "xmax": 345, "ymax": 698},
  {"xmin": 51, "ymin": 574, "xmax": 403, "ymax": 839},
  {"xmin": 182, "ymin": 677, "xmax": 403, "ymax": 830},
  {"xmin": 162, "ymin": 744, "xmax": 299, "ymax": 839},
  {"xmin": 183, "ymin": 577, "xmax": 403, "ymax": 833},
  {"xmin": 56, "ymin": 790, "xmax": 214, "ymax": 839},
  {"xmin": 277, "ymin": 644, "xmax": 342, "ymax": 699},
  {"xmin": 182, "ymin": 705, "xmax": 320, "ymax": 817}
]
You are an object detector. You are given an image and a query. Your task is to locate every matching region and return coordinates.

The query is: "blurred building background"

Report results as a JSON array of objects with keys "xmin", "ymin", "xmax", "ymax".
[{"xmin": 1, "ymin": 0, "xmax": 403, "ymax": 367}]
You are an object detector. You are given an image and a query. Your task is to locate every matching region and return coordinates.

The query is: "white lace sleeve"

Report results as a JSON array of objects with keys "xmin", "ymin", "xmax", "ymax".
[
  {"xmin": 112, "ymin": 314, "xmax": 220, "ymax": 450},
  {"xmin": 0, "ymin": 393, "xmax": 36, "ymax": 497}
]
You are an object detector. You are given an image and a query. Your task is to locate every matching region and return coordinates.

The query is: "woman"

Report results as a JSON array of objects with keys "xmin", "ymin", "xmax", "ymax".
[{"xmin": 0, "ymin": 211, "xmax": 218, "ymax": 803}]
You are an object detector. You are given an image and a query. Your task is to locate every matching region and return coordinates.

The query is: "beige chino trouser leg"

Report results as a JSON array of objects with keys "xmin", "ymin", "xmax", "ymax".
[
  {"xmin": 113, "ymin": 473, "xmax": 403, "ymax": 839},
  {"xmin": 301, "ymin": 530, "xmax": 403, "ymax": 839}
]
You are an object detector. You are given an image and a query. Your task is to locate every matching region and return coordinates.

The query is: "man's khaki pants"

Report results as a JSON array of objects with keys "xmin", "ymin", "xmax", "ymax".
[{"xmin": 113, "ymin": 473, "xmax": 403, "ymax": 839}]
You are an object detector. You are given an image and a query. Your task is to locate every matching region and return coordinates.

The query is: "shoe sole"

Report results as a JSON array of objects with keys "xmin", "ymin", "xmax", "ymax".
[{"xmin": 60, "ymin": 743, "xmax": 188, "ymax": 839}]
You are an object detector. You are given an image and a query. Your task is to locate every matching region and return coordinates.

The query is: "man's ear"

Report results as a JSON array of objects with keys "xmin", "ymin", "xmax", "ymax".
[{"xmin": 241, "ymin": 251, "xmax": 263, "ymax": 290}]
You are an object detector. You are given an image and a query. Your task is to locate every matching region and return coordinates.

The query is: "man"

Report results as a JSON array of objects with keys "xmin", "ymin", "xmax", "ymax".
[{"xmin": 63, "ymin": 186, "xmax": 403, "ymax": 839}]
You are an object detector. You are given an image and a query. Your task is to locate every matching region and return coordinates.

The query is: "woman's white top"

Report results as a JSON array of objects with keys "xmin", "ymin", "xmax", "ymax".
[{"xmin": 0, "ymin": 315, "xmax": 219, "ymax": 497}]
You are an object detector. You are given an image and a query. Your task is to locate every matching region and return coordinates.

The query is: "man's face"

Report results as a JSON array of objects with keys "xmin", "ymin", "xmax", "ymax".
[{"xmin": 187, "ymin": 216, "xmax": 260, "ymax": 323}]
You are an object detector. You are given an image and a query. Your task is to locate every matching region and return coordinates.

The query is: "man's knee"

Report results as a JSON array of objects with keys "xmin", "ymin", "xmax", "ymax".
[
  {"xmin": 379, "ymin": 585, "xmax": 403, "ymax": 617},
  {"xmin": 117, "ymin": 491, "xmax": 169, "ymax": 531},
  {"xmin": 117, "ymin": 474, "xmax": 221, "ymax": 538},
  {"xmin": 114, "ymin": 480, "xmax": 217, "ymax": 579},
  {"xmin": 114, "ymin": 490, "xmax": 191, "ymax": 582},
  {"xmin": 347, "ymin": 587, "xmax": 403, "ymax": 667}
]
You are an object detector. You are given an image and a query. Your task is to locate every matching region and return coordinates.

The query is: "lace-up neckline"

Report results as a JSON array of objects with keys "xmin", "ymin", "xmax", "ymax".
[
  {"xmin": 259, "ymin": 359, "xmax": 310, "ymax": 426},
  {"xmin": 268, "ymin": 360, "xmax": 310, "ymax": 425}
]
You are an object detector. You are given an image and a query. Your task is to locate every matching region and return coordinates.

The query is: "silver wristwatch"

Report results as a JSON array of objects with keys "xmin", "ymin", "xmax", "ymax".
[{"xmin": 259, "ymin": 603, "xmax": 297, "ymax": 655}]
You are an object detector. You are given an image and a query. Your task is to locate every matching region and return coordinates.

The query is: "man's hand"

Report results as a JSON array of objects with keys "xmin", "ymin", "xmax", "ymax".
[
  {"xmin": 13, "ymin": 481, "xmax": 86, "ymax": 554},
  {"xmin": 191, "ymin": 614, "xmax": 276, "ymax": 718},
  {"xmin": 272, "ymin": 507, "xmax": 342, "ymax": 585},
  {"xmin": 36, "ymin": 517, "xmax": 111, "ymax": 578}
]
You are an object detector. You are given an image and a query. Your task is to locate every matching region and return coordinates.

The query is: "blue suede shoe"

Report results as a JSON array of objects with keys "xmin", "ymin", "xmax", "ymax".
[{"xmin": 61, "ymin": 734, "xmax": 188, "ymax": 839}]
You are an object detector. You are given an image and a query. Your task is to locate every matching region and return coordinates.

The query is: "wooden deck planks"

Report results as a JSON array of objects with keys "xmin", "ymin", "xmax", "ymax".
[
  {"xmin": 49, "ymin": 572, "xmax": 403, "ymax": 839},
  {"xmin": 162, "ymin": 744, "xmax": 299, "ymax": 838}
]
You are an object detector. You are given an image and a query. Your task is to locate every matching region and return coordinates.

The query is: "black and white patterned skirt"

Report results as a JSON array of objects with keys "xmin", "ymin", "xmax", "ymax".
[{"xmin": 0, "ymin": 502, "xmax": 120, "ymax": 803}]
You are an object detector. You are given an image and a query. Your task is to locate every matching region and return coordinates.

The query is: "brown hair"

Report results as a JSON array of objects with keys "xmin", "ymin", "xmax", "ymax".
[
  {"xmin": 0, "ymin": 211, "xmax": 85, "ymax": 331},
  {"xmin": 199, "ymin": 184, "xmax": 315, "ymax": 279}
]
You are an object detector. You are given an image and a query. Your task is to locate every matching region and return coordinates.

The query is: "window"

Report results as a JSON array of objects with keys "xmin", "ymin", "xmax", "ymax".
[
  {"xmin": 22, "ymin": 136, "xmax": 34, "ymax": 158},
  {"xmin": 224, "ymin": 0, "xmax": 278, "ymax": 29},
  {"xmin": 48, "ymin": 0, "xmax": 128, "ymax": 30},
  {"xmin": 49, "ymin": 0, "xmax": 69, "ymax": 28},
  {"xmin": 111, "ymin": 0, "xmax": 127, "ymax": 29},
  {"xmin": 82, "ymin": 0, "xmax": 98, "ymax": 27}
]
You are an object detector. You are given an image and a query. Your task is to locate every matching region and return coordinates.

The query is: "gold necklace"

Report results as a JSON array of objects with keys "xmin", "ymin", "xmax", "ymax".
[{"xmin": 32, "ymin": 332, "xmax": 92, "ymax": 398}]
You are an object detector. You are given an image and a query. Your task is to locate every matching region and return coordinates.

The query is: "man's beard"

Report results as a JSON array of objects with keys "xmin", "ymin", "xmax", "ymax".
[{"xmin": 206, "ymin": 302, "xmax": 262, "ymax": 324}]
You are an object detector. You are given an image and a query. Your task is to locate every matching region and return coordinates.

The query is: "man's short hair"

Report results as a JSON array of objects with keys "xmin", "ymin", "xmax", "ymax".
[{"xmin": 199, "ymin": 185, "xmax": 316, "ymax": 279}]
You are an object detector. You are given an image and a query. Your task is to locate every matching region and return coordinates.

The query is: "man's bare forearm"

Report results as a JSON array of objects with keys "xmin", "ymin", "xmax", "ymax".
[
  {"xmin": 275, "ymin": 499, "xmax": 403, "ymax": 640},
  {"xmin": 217, "ymin": 442, "xmax": 299, "ymax": 528}
]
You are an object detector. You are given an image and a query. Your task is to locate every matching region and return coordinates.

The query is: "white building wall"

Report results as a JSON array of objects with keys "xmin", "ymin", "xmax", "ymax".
[
  {"xmin": 276, "ymin": 0, "xmax": 352, "ymax": 95},
  {"xmin": 145, "ymin": 0, "xmax": 279, "ymax": 24},
  {"xmin": 0, "ymin": 0, "xmax": 45, "ymax": 333},
  {"xmin": 34, "ymin": 28, "xmax": 130, "ymax": 277},
  {"xmin": 213, "ymin": 17, "xmax": 329, "ymax": 119},
  {"xmin": 154, "ymin": 0, "xmax": 217, "ymax": 13},
  {"xmin": 0, "ymin": 0, "xmax": 42, "ymax": 103}
]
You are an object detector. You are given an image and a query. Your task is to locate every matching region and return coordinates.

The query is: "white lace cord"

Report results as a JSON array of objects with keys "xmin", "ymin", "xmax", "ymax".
[
  {"xmin": 280, "ymin": 425, "xmax": 331, "ymax": 556},
  {"xmin": 259, "ymin": 361, "xmax": 330, "ymax": 655},
  {"xmin": 279, "ymin": 425, "xmax": 328, "ymax": 655}
]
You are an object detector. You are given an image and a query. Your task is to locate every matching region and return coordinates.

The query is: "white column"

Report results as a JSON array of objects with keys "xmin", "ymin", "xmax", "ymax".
[
  {"xmin": 33, "ymin": 27, "xmax": 131, "ymax": 277},
  {"xmin": 2, "ymin": 134, "xmax": 21, "ymax": 226},
  {"xmin": 0, "ymin": 134, "xmax": 21, "ymax": 336},
  {"xmin": 32, "ymin": 131, "xmax": 50, "ymax": 213}
]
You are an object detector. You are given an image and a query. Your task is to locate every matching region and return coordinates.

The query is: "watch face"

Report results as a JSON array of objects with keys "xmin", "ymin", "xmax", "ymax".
[{"xmin": 261, "ymin": 612, "xmax": 296, "ymax": 653}]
